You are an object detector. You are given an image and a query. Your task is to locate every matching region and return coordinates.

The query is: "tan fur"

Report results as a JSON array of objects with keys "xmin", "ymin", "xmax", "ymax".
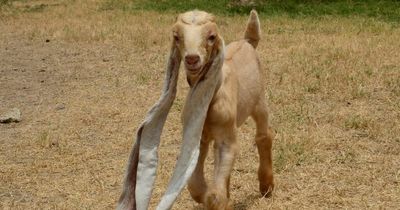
[{"xmin": 172, "ymin": 10, "xmax": 274, "ymax": 209}]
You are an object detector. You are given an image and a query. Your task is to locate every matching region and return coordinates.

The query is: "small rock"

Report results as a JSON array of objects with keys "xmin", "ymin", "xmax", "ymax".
[
  {"xmin": 0, "ymin": 108, "xmax": 21, "ymax": 123},
  {"xmin": 45, "ymin": 39, "xmax": 50, "ymax": 43},
  {"xmin": 55, "ymin": 103, "xmax": 65, "ymax": 110}
]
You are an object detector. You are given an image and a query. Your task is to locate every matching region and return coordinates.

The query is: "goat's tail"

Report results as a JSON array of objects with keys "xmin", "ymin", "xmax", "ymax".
[{"xmin": 244, "ymin": 10, "xmax": 261, "ymax": 49}]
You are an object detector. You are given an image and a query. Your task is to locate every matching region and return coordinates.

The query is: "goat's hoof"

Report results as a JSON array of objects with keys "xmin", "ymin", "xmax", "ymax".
[
  {"xmin": 259, "ymin": 172, "xmax": 274, "ymax": 197},
  {"xmin": 204, "ymin": 190, "xmax": 232, "ymax": 210},
  {"xmin": 259, "ymin": 180, "xmax": 274, "ymax": 197}
]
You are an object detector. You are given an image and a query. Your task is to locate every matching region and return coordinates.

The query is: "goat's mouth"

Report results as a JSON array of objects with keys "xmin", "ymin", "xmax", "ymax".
[{"xmin": 184, "ymin": 64, "xmax": 202, "ymax": 73}]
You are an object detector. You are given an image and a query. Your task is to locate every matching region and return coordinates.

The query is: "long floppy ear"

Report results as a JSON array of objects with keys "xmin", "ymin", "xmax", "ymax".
[
  {"xmin": 156, "ymin": 36, "xmax": 225, "ymax": 210},
  {"xmin": 117, "ymin": 40, "xmax": 181, "ymax": 210}
]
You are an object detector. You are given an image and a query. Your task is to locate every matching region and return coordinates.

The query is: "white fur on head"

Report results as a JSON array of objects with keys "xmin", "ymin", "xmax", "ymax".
[{"xmin": 172, "ymin": 10, "xmax": 222, "ymax": 86}]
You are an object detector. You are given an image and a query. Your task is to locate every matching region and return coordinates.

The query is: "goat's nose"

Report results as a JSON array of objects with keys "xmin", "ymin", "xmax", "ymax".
[{"xmin": 185, "ymin": 54, "xmax": 200, "ymax": 65}]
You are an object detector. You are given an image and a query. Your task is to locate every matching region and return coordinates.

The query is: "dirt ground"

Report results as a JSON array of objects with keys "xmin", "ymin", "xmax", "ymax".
[{"xmin": 1, "ymin": 1, "xmax": 399, "ymax": 209}]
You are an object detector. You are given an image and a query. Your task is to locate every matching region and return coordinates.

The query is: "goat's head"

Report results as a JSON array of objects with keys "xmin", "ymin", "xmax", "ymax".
[{"xmin": 172, "ymin": 10, "xmax": 224, "ymax": 85}]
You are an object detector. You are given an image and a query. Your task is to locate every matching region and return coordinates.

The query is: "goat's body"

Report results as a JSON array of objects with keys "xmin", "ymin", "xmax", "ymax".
[
  {"xmin": 188, "ymin": 11, "xmax": 274, "ymax": 210},
  {"xmin": 205, "ymin": 40, "xmax": 262, "ymax": 128},
  {"xmin": 221, "ymin": 40, "xmax": 262, "ymax": 125}
]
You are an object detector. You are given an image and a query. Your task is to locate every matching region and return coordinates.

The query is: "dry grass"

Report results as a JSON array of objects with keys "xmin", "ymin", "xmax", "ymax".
[{"xmin": 1, "ymin": 0, "xmax": 399, "ymax": 209}]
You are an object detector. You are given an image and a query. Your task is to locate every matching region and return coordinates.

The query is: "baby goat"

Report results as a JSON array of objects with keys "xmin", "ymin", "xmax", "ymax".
[
  {"xmin": 174, "ymin": 10, "xmax": 274, "ymax": 209},
  {"xmin": 117, "ymin": 10, "xmax": 274, "ymax": 210}
]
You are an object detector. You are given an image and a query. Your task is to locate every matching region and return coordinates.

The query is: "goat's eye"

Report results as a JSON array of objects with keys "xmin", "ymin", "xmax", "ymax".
[{"xmin": 208, "ymin": 35, "xmax": 216, "ymax": 42}]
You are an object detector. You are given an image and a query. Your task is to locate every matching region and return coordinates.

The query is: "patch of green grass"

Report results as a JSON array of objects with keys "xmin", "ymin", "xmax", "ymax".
[
  {"xmin": 101, "ymin": 0, "xmax": 400, "ymax": 23},
  {"xmin": 1, "ymin": 0, "xmax": 47, "ymax": 14},
  {"xmin": 38, "ymin": 131, "xmax": 54, "ymax": 148},
  {"xmin": 384, "ymin": 68, "xmax": 400, "ymax": 97},
  {"xmin": 0, "ymin": 0, "xmax": 12, "ymax": 11},
  {"xmin": 23, "ymin": 3, "xmax": 47, "ymax": 13},
  {"xmin": 335, "ymin": 149, "xmax": 356, "ymax": 164},
  {"xmin": 135, "ymin": 71, "xmax": 152, "ymax": 85},
  {"xmin": 0, "ymin": 0, "xmax": 10, "ymax": 6},
  {"xmin": 38, "ymin": 131, "xmax": 49, "ymax": 147},
  {"xmin": 344, "ymin": 115, "xmax": 369, "ymax": 130},
  {"xmin": 274, "ymin": 138, "xmax": 310, "ymax": 173},
  {"xmin": 351, "ymin": 84, "xmax": 369, "ymax": 99},
  {"xmin": 304, "ymin": 82, "xmax": 320, "ymax": 94},
  {"xmin": 172, "ymin": 97, "xmax": 184, "ymax": 112}
]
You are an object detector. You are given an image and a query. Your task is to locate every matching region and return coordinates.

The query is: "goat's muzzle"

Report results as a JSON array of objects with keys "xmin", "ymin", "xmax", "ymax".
[{"xmin": 185, "ymin": 54, "xmax": 201, "ymax": 72}]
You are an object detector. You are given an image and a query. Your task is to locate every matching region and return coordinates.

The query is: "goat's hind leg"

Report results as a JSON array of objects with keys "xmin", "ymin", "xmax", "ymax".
[
  {"xmin": 251, "ymin": 100, "xmax": 274, "ymax": 197},
  {"xmin": 188, "ymin": 133, "xmax": 210, "ymax": 203}
]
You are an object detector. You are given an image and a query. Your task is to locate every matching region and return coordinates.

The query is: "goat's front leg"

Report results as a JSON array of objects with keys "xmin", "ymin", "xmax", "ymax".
[
  {"xmin": 188, "ymin": 133, "xmax": 210, "ymax": 203},
  {"xmin": 205, "ymin": 126, "xmax": 237, "ymax": 210}
]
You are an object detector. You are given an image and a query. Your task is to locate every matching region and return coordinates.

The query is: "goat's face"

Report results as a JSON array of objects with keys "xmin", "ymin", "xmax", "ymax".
[{"xmin": 172, "ymin": 11, "xmax": 222, "ymax": 83}]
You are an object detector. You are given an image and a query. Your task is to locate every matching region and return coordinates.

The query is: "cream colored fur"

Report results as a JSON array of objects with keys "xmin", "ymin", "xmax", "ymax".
[
  {"xmin": 173, "ymin": 10, "xmax": 275, "ymax": 209},
  {"xmin": 117, "ymin": 10, "xmax": 274, "ymax": 210}
]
